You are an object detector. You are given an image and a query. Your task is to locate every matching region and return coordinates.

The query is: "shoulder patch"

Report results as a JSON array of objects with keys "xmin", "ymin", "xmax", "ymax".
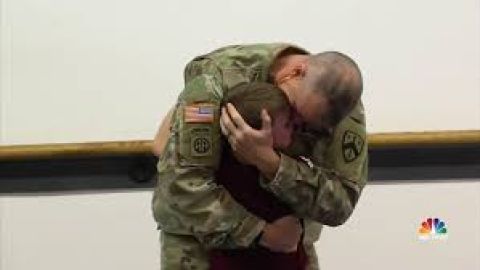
[
  {"xmin": 342, "ymin": 130, "xmax": 365, "ymax": 163},
  {"xmin": 190, "ymin": 127, "xmax": 212, "ymax": 157}
]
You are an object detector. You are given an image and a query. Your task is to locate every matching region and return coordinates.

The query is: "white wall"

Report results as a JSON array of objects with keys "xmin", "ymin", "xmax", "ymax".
[
  {"xmin": 1, "ymin": 182, "xmax": 479, "ymax": 270},
  {"xmin": 318, "ymin": 181, "xmax": 480, "ymax": 269},
  {"xmin": 1, "ymin": 0, "xmax": 479, "ymax": 269},
  {"xmin": 1, "ymin": 0, "xmax": 479, "ymax": 145},
  {"xmin": 0, "ymin": 192, "xmax": 160, "ymax": 270}
]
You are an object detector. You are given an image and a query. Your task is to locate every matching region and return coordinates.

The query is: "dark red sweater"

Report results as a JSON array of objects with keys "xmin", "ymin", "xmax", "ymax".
[{"xmin": 211, "ymin": 146, "xmax": 307, "ymax": 270}]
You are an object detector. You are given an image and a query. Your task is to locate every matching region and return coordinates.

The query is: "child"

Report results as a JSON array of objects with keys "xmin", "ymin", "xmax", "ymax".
[{"xmin": 211, "ymin": 82, "xmax": 307, "ymax": 270}]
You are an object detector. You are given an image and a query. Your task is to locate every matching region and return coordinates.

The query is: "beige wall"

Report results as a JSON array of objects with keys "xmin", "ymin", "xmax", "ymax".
[{"xmin": 1, "ymin": 0, "xmax": 479, "ymax": 269}]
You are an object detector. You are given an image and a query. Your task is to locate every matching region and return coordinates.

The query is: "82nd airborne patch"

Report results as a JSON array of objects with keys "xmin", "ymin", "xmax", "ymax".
[
  {"xmin": 190, "ymin": 127, "xmax": 212, "ymax": 157},
  {"xmin": 342, "ymin": 130, "xmax": 364, "ymax": 163}
]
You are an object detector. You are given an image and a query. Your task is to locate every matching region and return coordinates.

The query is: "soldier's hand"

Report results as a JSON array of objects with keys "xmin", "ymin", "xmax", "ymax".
[
  {"xmin": 258, "ymin": 215, "xmax": 302, "ymax": 253},
  {"xmin": 220, "ymin": 103, "xmax": 277, "ymax": 169}
]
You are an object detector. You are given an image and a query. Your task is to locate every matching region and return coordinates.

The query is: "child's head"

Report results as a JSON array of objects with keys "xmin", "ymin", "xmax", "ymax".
[{"xmin": 223, "ymin": 82, "xmax": 295, "ymax": 149}]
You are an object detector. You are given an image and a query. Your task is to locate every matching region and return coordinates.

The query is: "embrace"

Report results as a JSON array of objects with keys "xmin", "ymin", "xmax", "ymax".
[{"xmin": 151, "ymin": 43, "xmax": 368, "ymax": 270}]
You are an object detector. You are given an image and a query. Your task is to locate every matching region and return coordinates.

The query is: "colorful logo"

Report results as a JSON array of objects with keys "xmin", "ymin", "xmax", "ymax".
[{"xmin": 418, "ymin": 218, "xmax": 448, "ymax": 240}]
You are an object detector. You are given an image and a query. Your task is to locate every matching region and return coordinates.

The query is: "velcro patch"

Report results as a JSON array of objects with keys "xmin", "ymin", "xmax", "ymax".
[
  {"xmin": 184, "ymin": 103, "xmax": 215, "ymax": 123},
  {"xmin": 342, "ymin": 130, "xmax": 364, "ymax": 163},
  {"xmin": 190, "ymin": 127, "xmax": 212, "ymax": 157}
]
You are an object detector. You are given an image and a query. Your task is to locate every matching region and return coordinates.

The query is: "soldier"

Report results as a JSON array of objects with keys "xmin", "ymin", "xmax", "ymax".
[{"xmin": 152, "ymin": 43, "xmax": 368, "ymax": 270}]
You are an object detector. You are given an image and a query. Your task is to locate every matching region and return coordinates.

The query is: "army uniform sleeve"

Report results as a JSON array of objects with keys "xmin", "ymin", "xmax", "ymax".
[
  {"xmin": 261, "ymin": 102, "xmax": 368, "ymax": 226},
  {"xmin": 155, "ymin": 67, "xmax": 266, "ymax": 249}
]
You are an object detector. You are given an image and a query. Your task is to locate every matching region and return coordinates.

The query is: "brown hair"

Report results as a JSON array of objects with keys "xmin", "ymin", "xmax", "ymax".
[{"xmin": 223, "ymin": 82, "xmax": 290, "ymax": 129}]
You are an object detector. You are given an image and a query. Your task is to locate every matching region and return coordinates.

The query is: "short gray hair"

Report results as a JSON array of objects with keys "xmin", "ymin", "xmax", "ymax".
[{"xmin": 304, "ymin": 51, "xmax": 363, "ymax": 126}]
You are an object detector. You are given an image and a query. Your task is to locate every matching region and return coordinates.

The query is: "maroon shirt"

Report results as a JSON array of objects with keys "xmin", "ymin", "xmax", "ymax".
[{"xmin": 210, "ymin": 145, "xmax": 307, "ymax": 270}]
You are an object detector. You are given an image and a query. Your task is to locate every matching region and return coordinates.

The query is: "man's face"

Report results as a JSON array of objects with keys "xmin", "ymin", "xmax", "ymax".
[{"xmin": 272, "ymin": 110, "xmax": 302, "ymax": 149}]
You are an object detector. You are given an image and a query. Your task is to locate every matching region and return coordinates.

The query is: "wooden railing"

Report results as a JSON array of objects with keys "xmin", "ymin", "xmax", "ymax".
[{"xmin": 0, "ymin": 130, "xmax": 478, "ymax": 161}]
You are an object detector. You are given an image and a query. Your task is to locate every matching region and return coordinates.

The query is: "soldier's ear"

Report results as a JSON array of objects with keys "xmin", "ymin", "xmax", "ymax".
[
  {"xmin": 283, "ymin": 64, "xmax": 306, "ymax": 82},
  {"xmin": 295, "ymin": 62, "xmax": 308, "ymax": 78},
  {"xmin": 278, "ymin": 65, "xmax": 306, "ymax": 84}
]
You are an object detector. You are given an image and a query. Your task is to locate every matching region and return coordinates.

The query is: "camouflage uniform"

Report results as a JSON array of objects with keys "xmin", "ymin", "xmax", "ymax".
[{"xmin": 152, "ymin": 43, "xmax": 368, "ymax": 270}]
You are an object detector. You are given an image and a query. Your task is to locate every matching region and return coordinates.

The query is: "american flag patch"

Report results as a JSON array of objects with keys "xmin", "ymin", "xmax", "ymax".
[{"xmin": 184, "ymin": 103, "xmax": 215, "ymax": 123}]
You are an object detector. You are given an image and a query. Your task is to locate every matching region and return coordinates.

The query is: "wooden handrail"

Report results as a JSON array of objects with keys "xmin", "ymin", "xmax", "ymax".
[
  {"xmin": 0, "ymin": 140, "xmax": 152, "ymax": 161},
  {"xmin": 367, "ymin": 130, "xmax": 480, "ymax": 148},
  {"xmin": 0, "ymin": 130, "xmax": 478, "ymax": 161}
]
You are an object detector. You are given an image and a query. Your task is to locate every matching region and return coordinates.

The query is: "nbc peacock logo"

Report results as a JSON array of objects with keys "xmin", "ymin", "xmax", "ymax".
[{"xmin": 418, "ymin": 217, "xmax": 448, "ymax": 240}]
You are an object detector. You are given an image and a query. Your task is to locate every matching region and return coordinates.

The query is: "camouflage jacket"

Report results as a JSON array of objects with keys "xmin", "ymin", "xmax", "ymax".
[{"xmin": 152, "ymin": 43, "xmax": 368, "ymax": 250}]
